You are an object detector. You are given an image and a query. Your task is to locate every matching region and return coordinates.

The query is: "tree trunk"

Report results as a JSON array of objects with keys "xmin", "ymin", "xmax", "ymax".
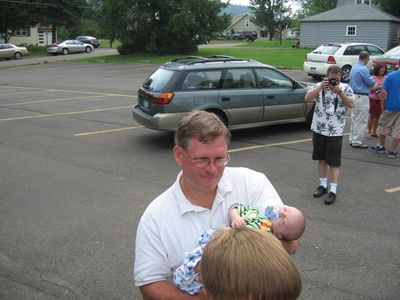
[{"xmin": 52, "ymin": 21, "xmax": 57, "ymax": 43}]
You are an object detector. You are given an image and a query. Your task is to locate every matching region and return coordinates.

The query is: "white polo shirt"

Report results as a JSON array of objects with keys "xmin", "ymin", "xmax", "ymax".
[{"xmin": 133, "ymin": 167, "xmax": 283, "ymax": 287}]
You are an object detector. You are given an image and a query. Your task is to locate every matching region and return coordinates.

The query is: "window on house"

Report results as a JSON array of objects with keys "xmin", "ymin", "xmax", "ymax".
[
  {"xmin": 245, "ymin": 20, "xmax": 249, "ymax": 27},
  {"xmin": 356, "ymin": 0, "xmax": 370, "ymax": 4},
  {"xmin": 13, "ymin": 28, "xmax": 30, "ymax": 37},
  {"xmin": 346, "ymin": 26, "xmax": 356, "ymax": 36}
]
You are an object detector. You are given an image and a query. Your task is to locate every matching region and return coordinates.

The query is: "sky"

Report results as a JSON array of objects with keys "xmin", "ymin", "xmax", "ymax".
[{"xmin": 222, "ymin": 0, "xmax": 300, "ymax": 12}]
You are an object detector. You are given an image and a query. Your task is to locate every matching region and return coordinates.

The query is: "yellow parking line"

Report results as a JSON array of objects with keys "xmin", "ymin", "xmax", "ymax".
[
  {"xmin": 0, "ymin": 85, "xmax": 133, "ymax": 97},
  {"xmin": 0, "ymin": 106, "xmax": 131, "ymax": 122},
  {"xmin": 228, "ymin": 138, "xmax": 312, "ymax": 153},
  {"xmin": 75, "ymin": 126, "xmax": 144, "ymax": 136},
  {"xmin": 385, "ymin": 187, "xmax": 400, "ymax": 193},
  {"xmin": 0, "ymin": 90, "xmax": 56, "ymax": 96},
  {"xmin": 1, "ymin": 94, "xmax": 114, "ymax": 106}
]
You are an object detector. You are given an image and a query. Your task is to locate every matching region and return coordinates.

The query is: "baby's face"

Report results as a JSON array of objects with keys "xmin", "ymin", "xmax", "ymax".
[
  {"xmin": 272, "ymin": 206, "xmax": 304, "ymax": 241},
  {"xmin": 272, "ymin": 206, "xmax": 294, "ymax": 240}
]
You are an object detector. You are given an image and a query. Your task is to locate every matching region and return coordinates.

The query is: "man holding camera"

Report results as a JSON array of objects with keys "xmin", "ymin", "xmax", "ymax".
[{"xmin": 305, "ymin": 65, "xmax": 354, "ymax": 205}]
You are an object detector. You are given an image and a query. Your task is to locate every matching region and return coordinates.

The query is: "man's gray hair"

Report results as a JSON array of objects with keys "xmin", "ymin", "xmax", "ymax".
[{"xmin": 175, "ymin": 111, "xmax": 231, "ymax": 149}]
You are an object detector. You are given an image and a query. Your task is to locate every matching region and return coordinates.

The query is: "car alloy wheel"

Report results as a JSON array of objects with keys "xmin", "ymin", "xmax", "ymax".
[
  {"xmin": 341, "ymin": 65, "xmax": 352, "ymax": 83},
  {"xmin": 62, "ymin": 48, "xmax": 69, "ymax": 55}
]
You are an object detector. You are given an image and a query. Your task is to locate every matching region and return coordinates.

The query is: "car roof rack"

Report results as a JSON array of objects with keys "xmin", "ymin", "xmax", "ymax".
[{"xmin": 169, "ymin": 56, "xmax": 249, "ymax": 65}]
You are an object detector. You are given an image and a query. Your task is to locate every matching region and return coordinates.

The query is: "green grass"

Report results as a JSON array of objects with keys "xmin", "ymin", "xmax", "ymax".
[
  {"xmin": 27, "ymin": 45, "xmax": 47, "ymax": 57},
  {"xmin": 27, "ymin": 39, "xmax": 311, "ymax": 70},
  {"xmin": 99, "ymin": 39, "xmax": 121, "ymax": 49},
  {"xmin": 81, "ymin": 46, "xmax": 310, "ymax": 70},
  {"xmin": 238, "ymin": 39, "xmax": 297, "ymax": 48}
]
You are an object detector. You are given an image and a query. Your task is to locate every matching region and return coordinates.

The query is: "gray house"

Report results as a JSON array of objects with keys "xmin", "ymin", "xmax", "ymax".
[{"xmin": 300, "ymin": 0, "xmax": 400, "ymax": 50}]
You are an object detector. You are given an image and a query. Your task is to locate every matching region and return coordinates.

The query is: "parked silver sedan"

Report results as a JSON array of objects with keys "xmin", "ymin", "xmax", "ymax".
[
  {"xmin": 47, "ymin": 40, "xmax": 94, "ymax": 55},
  {"xmin": 0, "ymin": 43, "xmax": 29, "ymax": 60}
]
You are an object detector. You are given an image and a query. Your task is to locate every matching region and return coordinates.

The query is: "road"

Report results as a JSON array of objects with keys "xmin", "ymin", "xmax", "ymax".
[
  {"xmin": 0, "ymin": 48, "xmax": 119, "ymax": 68},
  {"xmin": 0, "ymin": 61, "xmax": 399, "ymax": 300}
]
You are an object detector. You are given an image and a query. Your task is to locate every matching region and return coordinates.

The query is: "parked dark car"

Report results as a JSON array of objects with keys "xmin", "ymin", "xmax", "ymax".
[
  {"xmin": 133, "ymin": 56, "xmax": 313, "ymax": 131},
  {"xmin": 238, "ymin": 31, "xmax": 258, "ymax": 41},
  {"xmin": 371, "ymin": 45, "xmax": 400, "ymax": 74},
  {"xmin": 75, "ymin": 36, "xmax": 100, "ymax": 48}
]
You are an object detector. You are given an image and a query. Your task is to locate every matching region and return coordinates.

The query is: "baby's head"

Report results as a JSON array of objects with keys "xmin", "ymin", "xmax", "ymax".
[{"xmin": 272, "ymin": 205, "xmax": 305, "ymax": 241}]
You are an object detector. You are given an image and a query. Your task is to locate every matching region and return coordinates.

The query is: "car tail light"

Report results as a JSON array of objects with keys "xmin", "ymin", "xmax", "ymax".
[
  {"xmin": 327, "ymin": 56, "xmax": 336, "ymax": 64},
  {"xmin": 151, "ymin": 92, "xmax": 174, "ymax": 105}
]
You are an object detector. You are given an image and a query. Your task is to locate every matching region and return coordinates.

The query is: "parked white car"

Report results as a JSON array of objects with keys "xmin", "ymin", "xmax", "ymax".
[
  {"xmin": 304, "ymin": 43, "xmax": 385, "ymax": 82},
  {"xmin": 47, "ymin": 40, "xmax": 94, "ymax": 55}
]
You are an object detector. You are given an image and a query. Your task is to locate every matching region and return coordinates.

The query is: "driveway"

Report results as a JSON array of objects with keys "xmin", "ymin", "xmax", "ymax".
[{"xmin": 0, "ymin": 48, "xmax": 118, "ymax": 68}]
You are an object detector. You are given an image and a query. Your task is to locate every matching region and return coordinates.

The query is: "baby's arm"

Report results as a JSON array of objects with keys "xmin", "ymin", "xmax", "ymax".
[{"xmin": 229, "ymin": 206, "xmax": 246, "ymax": 228}]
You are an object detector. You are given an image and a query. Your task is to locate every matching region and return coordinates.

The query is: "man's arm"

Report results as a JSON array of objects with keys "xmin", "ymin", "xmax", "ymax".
[
  {"xmin": 140, "ymin": 281, "xmax": 206, "ymax": 300},
  {"xmin": 305, "ymin": 79, "xmax": 330, "ymax": 102},
  {"xmin": 380, "ymin": 88, "xmax": 387, "ymax": 111},
  {"xmin": 305, "ymin": 84, "xmax": 322, "ymax": 102},
  {"xmin": 281, "ymin": 239, "xmax": 298, "ymax": 255},
  {"xmin": 361, "ymin": 68, "xmax": 378, "ymax": 92},
  {"xmin": 331, "ymin": 85, "xmax": 354, "ymax": 108}
]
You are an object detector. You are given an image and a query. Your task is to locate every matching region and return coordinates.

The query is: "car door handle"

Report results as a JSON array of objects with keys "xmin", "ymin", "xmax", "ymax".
[
  {"xmin": 221, "ymin": 97, "xmax": 231, "ymax": 101},
  {"xmin": 266, "ymin": 95, "xmax": 274, "ymax": 99}
]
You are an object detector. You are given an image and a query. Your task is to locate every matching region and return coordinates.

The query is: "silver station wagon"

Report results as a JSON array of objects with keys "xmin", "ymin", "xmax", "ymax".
[{"xmin": 133, "ymin": 56, "xmax": 314, "ymax": 131}]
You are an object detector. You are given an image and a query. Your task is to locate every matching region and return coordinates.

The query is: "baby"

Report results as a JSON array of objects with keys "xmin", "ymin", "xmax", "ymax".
[
  {"xmin": 174, "ymin": 203, "xmax": 305, "ymax": 295},
  {"xmin": 229, "ymin": 203, "xmax": 305, "ymax": 241}
]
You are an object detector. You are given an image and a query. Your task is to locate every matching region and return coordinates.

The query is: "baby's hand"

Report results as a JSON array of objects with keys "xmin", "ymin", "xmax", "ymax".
[{"xmin": 230, "ymin": 216, "xmax": 246, "ymax": 228}]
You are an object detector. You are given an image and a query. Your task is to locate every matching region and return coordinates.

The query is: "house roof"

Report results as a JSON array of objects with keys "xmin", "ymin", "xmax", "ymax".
[
  {"xmin": 300, "ymin": 4, "xmax": 400, "ymax": 23},
  {"xmin": 225, "ymin": 13, "xmax": 251, "ymax": 30}
]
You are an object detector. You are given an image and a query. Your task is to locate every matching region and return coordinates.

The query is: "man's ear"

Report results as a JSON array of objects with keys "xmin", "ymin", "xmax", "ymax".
[{"xmin": 173, "ymin": 145, "xmax": 183, "ymax": 166}]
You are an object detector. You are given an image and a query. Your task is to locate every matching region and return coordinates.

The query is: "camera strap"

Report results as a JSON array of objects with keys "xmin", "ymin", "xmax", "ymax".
[{"xmin": 322, "ymin": 88, "xmax": 339, "ymax": 114}]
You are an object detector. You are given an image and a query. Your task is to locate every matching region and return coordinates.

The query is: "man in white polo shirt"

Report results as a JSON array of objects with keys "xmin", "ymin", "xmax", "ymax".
[{"xmin": 133, "ymin": 111, "xmax": 297, "ymax": 300}]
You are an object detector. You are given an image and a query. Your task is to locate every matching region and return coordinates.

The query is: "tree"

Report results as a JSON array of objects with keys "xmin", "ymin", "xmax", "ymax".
[
  {"xmin": 249, "ymin": 0, "xmax": 291, "ymax": 41},
  {"xmin": 294, "ymin": 0, "xmax": 336, "ymax": 17},
  {"xmin": 0, "ymin": 1, "xmax": 34, "ymax": 42},
  {"xmin": 1, "ymin": 0, "xmax": 97, "ymax": 44},
  {"xmin": 27, "ymin": 0, "xmax": 88, "ymax": 42},
  {"xmin": 101, "ymin": 0, "xmax": 230, "ymax": 54},
  {"xmin": 374, "ymin": 0, "xmax": 400, "ymax": 18}
]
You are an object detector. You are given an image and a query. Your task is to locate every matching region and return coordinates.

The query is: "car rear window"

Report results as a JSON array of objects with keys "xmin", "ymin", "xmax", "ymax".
[
  {"xmin": 180, "ymin": 70, "xmax": 222, "ymax": 90},
  {"xmin": 142, "ymin": 68, "xmax": 177, "ymax": 92},
  {"xmin": 313, "ymin": 45, "xmax": 340, "ymax": 55}
]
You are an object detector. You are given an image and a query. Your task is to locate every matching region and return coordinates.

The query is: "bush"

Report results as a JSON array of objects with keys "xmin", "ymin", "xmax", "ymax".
[{"xmin": 117, "ymin": 42, "xmax": 136, "ymax": 55}]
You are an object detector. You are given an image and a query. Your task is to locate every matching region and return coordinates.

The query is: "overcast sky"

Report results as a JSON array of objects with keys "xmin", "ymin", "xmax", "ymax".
[{"xmin": 222, "ymin": 0, "xmax": 300, "ymax": 11}]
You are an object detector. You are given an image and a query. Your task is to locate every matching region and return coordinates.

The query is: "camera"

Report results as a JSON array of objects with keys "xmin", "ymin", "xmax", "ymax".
[{"xmin": 328, "ymin": 78, "xmax": 338, "ymax": 86}]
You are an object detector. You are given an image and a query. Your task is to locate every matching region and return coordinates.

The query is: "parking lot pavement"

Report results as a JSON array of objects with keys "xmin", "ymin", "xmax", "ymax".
[{"xmin": 0, "ymin": 63, "xmax": 399, "ymax": 300}]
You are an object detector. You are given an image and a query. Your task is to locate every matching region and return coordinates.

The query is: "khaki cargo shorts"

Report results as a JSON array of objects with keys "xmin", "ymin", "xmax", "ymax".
[{"xmin": 378, "ymin": 111, "xmax": 400, "ymax": 138}]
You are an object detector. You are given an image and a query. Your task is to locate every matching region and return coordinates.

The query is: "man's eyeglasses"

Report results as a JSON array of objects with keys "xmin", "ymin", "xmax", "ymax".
[{"xmin": 184, "ymin": 149, "xmax": 230, "ymax": 168}]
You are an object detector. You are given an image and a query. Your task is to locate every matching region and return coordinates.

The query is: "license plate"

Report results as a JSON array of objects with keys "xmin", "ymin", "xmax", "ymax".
[
  {"xmin": 142, "ymin": 99, "xmax": 149, "ymax": 108},
  {"xmin": 310, "ymin": 67, "xmax": 316, "ymax": 71}
]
